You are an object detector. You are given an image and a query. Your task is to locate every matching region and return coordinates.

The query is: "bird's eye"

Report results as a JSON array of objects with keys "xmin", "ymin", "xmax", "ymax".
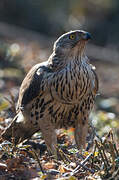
[{"xmin": 69, "ymin": 34, "xmax": 76, "ymax": 40}]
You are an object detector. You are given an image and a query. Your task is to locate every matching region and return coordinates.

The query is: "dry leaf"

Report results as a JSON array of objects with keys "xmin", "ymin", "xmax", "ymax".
[
  {"xmin": 43, "ymin": 161, "xmax": 56, "ymax": 170},
  {"xmin": 59, "ymin": 165, "xmax": 72, "ymax": 173},
  {"xmin": 0, "ymin": 117, "xmax": 5, "ymax": 122}
]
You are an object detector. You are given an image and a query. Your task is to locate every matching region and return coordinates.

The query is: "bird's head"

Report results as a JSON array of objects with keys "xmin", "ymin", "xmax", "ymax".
[{"xmin": 53, "ymin": 30, "xmax": 91, "ymax": 58}]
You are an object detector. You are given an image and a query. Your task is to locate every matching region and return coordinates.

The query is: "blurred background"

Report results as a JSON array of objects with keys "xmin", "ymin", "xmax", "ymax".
[{"xmin": 0, "ymin": 0, "xmax": 119, "ymax": 138}]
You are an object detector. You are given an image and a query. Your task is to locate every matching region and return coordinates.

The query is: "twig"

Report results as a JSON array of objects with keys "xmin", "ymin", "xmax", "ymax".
[
  {"xmin": 107, "ymin": 131, "xmax": 119, "ymax": 156},
  {"xmin": 110, "ymin": 130, "xmax": 114, "ymax": 141},
  {"xmin": 108, "ymin": 140, "xmax": 116, "ymax": 173},
  {"xmin": 70, "ymin": 153, "xmax": 94, "ymax": 176},
  {"xmin": 108, "ymin": 141, "xmax": 116, "ymax": 160},
  {"xmin": 91, "ymin": 144, "xmax": 96, "ymax": 168},
  {"xmin": 113, "ymin": 143, "xmax": 119, "ymax": 156},
  {"xmin": 57, "ymin": 147, "xmax": 71, "ymax": 164},
  {"xmin": 99, "ymin": 140, "xmax": 110, "ymax": 167},
  {"xmin": 31, "ymin": 148, "xmax": 44, "ymax": 173},
  {"xmin": 108, "ymin": 167, "xmax": 119, "ymax": 180},
  {"xmin": 95, "ymin": 140, "xmax": 109, "ymax": 173}
]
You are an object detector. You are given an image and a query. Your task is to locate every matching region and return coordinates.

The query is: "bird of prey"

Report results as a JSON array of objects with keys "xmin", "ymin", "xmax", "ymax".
[{"xmin": 2, "ymin": 30, "xmax": 98, "ymax": 155}]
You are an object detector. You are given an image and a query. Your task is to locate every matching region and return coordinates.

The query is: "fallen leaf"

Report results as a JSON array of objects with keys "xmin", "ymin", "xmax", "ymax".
[
  {"xmin": 0, "ymin": 117, "xmax": 5, "ymax": 122},
  {"xmin": 43, "ymin": 161, "xmax": 56, "ymax": 170},
  {"xmin": 40, "ymin": 174, "xmax": 47, "ymax": 180},
  {"xmin": 68, "ymin": 176, "xmax": 77, "ymax": 180},
  {"xmin": 6, "ymin": 157, "xmax": 23, "ymax": 170},
  {"xmin": 83, "ymin": 151, "xmax": 89, "ymax": 157},
  {"xmin": 94, "ymin": 152, "xmax": 99, "ymax": 157},
  {"xmin": 59, "ymin": 165, "xmax": 72, "ymax": 173}
]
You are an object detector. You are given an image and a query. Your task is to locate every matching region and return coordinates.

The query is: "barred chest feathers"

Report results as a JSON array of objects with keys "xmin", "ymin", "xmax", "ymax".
[{"xmin": 48, "ymin": 58, "xmax": 96, "ymax": 105}]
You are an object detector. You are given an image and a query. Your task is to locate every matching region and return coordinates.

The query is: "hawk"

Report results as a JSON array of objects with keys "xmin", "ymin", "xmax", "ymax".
[{"xmin": 2, "ymin": 30, "xmax": 98, "ymax": 155}]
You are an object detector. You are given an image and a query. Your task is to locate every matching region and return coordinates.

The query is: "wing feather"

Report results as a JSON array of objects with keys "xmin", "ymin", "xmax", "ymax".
[
  {"xmin": 92, "ymin": 68, "xmax": 99, "ymax": 95},
  {"xmin": 17, "ymin": 63, "xmax": 52, "ymax": 110}
]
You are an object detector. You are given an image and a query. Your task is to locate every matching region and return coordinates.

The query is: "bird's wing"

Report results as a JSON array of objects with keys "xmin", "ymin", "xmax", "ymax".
[
  {"xmin": 85, "ymin": 56, "xmax": 99, "ymax": 95},
  {"xmin": 91, "ymin": 68, "xmax": 99, "ymax": 95},
  {"xmin": 17, "ymin": 62, "xmax": 52, "ymax": 110}
]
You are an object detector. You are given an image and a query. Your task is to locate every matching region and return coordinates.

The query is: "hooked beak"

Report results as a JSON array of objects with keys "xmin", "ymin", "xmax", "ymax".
[{"xmin": 82, "ymin": 32, "xmax": 92, "ymax": 41}]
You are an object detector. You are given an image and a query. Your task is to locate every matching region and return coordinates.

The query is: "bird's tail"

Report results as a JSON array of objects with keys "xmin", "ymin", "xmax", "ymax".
[{"xmin": 1, "ymin": 111, "xmax": 37, "ymax": 144}]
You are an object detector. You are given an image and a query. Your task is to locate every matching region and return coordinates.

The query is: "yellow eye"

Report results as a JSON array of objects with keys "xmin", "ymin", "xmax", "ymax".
[{"xmin": 69, "ymin": 34, "xmax": 76, "ymax": 40}]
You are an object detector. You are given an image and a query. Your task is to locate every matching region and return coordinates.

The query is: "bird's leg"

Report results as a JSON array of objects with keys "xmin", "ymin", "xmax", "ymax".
[
  {"xmin": 39, "ymin": 120, "xmax": 57, "ymax": 157},
  {"xmin": 74, "ymin": 116, "xmax": 88, "ymax": 151}
]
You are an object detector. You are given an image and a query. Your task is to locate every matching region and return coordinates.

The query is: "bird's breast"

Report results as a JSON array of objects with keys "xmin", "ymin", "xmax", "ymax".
[{"xmin": 49, "ymin": 61, "xmax": 94, "ymax": 104}]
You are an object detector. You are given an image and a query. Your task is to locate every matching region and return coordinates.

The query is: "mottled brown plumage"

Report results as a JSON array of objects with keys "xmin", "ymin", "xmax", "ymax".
[{"xmin": 2, "ymin": 30, "xmax": 98, "ymax": 155}]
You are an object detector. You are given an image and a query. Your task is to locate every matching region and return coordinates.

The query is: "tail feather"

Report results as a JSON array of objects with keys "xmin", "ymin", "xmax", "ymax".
[{"xmin": 1, "ymin": 112, "xmax": 38, "ymax": 144}]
